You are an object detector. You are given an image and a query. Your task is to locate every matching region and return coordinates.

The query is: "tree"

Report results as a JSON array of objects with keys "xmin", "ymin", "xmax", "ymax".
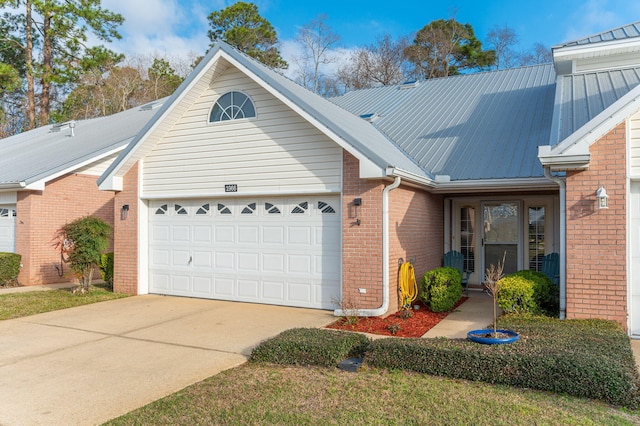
[
  {"xmin": 519, "ymin": 43, "xmax": 553, "ymax": 66},
  {"xmin": 404, "ymin": 19, "xmax": 495, "ymax": 79},
  {"xmin": 207, "ymin": 2, "xmax": 287, "ymax": 69},
  {"xmin": 0, "ymin": 0, "xmax": 123, "ymax": 130},
  {"xmin": 294, "ymin": 14, "xmax": 340, "ymax": 94},
  {"xmin": 338, "ymin": 34, "xmax": 409, "ymax": 90},
  {"xmin": 54, "ymin": 216, "xmax": 112, "ymax": 293},
  {"xmin": 486, "ymin": 25, "xmax": 520, "ymax": 70},
  {"xmin": 147, "ymin": 58, "xmax": 183, "ymax": 100}
]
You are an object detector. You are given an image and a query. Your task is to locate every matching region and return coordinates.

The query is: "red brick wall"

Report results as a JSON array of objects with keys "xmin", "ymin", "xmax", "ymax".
[
  {"xmin": 565, "ymin": 121, "xmax": 627, "ymax": 326},
  {"xmin": 389, "ymin": 186, "xmax": 443, "ymax": 312},
  {"xmin": 15, "ymin": 173, "xmax": 114, "ymax": 286},
  {"xmin": 342, "ymin": 152, "xmax": 385, "ymax": 311},
  {"xmin": 341, "ymin": 151, "xmax": 443, "ymax": 314},
  {"xmin": 112, "ymin": 163, "xmax": 139, "ymax": 294}
]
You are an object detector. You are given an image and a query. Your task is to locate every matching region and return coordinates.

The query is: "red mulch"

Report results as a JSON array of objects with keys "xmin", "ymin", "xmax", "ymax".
[{"xmin": 326, "ymin": 297, "xmax": 468, "ymax": 338}]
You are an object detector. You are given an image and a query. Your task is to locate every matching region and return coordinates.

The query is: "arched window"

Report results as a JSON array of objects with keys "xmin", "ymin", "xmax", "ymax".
[{"xmin": 209, "ymin": 91, "xmax": 256, "ymax": 122}]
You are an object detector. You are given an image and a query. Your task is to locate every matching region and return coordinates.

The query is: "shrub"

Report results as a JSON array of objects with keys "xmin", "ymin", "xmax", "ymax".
[
  {"xmin": 497, "ymin": 270, "xmax": 558, "ymax": 315},
  {"xmin": 365, "ymin": 316, "xmax": 640, "ymax": 408},
  {"xmin": 250, "ymin": 328, "xmax": 370, "ymax": 367},
  {"xmin": 53, "ymin": 216, "xmax": 111, "ymax": 291},
  {"xmin": 0, "ymin": 252, "xmax": 21, "ymax": 286},
  {"xmin": 419, "ymin": 267, "xmax": 462, "ymax": 312},
  {"xmin": 99, "ymin": 252, "xmax": 114, "ymax": 290}
]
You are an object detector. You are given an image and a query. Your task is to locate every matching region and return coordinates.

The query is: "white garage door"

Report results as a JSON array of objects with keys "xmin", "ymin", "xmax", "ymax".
[
  {"xmin": 631, "ymin": 182, "xmax": 640, "ymax": 337},
  {"xmin": 0, "ymin": 206, "xmax": 16, "ymax": 253},
  {"xmin": 148, "ymin": 197, "xmax": 341, "ymax": 309}
]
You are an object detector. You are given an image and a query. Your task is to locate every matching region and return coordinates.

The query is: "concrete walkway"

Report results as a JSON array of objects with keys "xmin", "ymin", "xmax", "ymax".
[
  {"xmin": 423, "ymin": 290, "xmax": 495, "ymax": 338},
  {"xmin": 0, "ymin": 295, "xmax": 335, "ymax": 426}
]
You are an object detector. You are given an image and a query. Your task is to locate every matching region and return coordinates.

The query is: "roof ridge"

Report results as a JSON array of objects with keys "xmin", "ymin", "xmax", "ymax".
[{"xmin": 554, "ymin": 21, "xmax": 640, "ymax": 48}]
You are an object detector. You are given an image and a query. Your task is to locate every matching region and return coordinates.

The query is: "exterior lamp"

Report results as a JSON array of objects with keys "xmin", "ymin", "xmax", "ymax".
[
  {"xmin": 121, "ymin": 204, "xmax": 130, "ymax": 220},
  {"xmin": 596, "ymin": 187, "xmax": 608, "ymax": 209}
]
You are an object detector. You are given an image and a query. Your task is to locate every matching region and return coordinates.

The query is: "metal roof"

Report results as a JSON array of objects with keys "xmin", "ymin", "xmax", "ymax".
[
  {"xmin": 553, "ymin": 66, "xmax": 640, "ymax": 144},
  {"xmin": 0, "ymin": 99, "xmax": 165, "ymax": 187},
  {"xmin": 555, "ymin": 21, "xmax": 640, "ymax": 48},
  {"xmin": 330, "ymin": 64, "xmax": 557, "ymax": 181},
  {"xmin": 100, "ymin": 42, "xmax": 428, "ymax": 187}
]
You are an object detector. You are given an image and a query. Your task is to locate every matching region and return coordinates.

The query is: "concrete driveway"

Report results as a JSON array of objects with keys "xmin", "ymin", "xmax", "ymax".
[{"xmin": 0, "ymin": 295, "xmax": 335, "ymax": 426}]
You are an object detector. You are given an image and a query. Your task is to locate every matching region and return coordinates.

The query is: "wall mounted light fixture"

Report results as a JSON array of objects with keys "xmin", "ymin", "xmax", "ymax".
[
  {"xmin": 596, "ymin": 187, "xmax": 608, "ymax": 209},
  {"xmin": 353, "ymin": 198, "xmax": 362, "ymax": 226},
  {"xmin": 121, "ymin": 204, "xmax": 130, "ymax": 220}
]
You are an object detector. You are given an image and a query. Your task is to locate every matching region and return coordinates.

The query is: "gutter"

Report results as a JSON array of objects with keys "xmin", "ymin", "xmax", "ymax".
[
  {"xmin": 334, "ymin": 176, "xmax": 402, "ymax": 317},
  {"xmin": 0, "ymin": 182, "xmax": 26, "ymax": 190},
  {"xmin": 544, "ymin": 167, "xmax": 567, "ymax": 319}
]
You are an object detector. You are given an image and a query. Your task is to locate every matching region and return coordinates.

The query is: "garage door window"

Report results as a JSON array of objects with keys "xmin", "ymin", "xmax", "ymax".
[
  {"xmin": 265, "ymin": 203, "xmax": 281, "ymax": 214},
  {"xmin": 174, "ymin": 204, "xmax": 188, "ymax": 215},
  {"xmin": 196, "ymin": 203, "xmax": 210, "ymax": 215},
  {"xmin": 292, "ymin": 202, "xmax": 308, "ymax": 214},
  {"xmin": 241, "ymin": 203, "xmax": 257, "ymax": 214},
  {"xmin": 318, "ymin": 201, "xmax": 336, "ymax": 214},
  {"xmin": 155, "ymin": 204, "xmax": 168, "ymax": 215}
]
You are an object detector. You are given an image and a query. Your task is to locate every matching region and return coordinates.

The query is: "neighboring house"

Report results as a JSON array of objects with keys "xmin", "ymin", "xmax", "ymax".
[
  {"xmin": 98, "ymin": 22, "xmax": 640, "ymax": 336},
  {"xmin": 0, "ymin": 101, "xmax": 164, "ymax": 285}
]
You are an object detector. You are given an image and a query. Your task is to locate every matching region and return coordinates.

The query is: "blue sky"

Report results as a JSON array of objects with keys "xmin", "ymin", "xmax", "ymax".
[{"xmin": 100, "ymin": 0, "xmax": 638, "ymax": 68}]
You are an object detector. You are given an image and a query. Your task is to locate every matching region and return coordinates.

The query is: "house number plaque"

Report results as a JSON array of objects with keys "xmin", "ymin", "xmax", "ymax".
[{"xmin": 224, "ymin": 184, "xmax": 238, "ymax": 193}]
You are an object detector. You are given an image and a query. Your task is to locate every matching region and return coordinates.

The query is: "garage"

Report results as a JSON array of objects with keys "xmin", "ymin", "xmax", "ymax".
[
  {"xmin": 0, "ymin": 206, "xmax": 16, "ymax": 253},
  {"xmin": 148, "ymin": 197, "xmax": 341, "ymax": 309}
]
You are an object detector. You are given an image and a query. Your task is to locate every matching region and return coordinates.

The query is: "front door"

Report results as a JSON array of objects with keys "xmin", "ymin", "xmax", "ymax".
[{"xmin": 482, "ymin": 202, "xmax": 520, "ymax": 276}]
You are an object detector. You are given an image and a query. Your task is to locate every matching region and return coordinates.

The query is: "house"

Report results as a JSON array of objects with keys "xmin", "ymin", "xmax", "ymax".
[
  {"xmin": 97, "ymin": 22, "xmax": 640, "ymax": 336},
  {"xmin": 0, "ymin": 101, "xmax": 164, "ymax": 285}
]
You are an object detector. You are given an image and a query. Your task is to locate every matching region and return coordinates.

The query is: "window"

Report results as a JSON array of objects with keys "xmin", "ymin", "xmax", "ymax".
[
  {"xmin": 528, "ymin": 207, "xmax": 545, "ymax": 271},
  {"xmin": 291, "ymin": 202, "xmax": 308, "ymax": 214},
  {"xmin": 155, "ymin": 204, "xmax": 168, "ymax": 215},
  {"xmin": 318, "ymin": 201, "xmax": 336, "ymax": 214},
  {"xmin": 241, "ymin": 202, "xmax": 257, "ymax": 215},
  {"xmin": 460, "ymin": 207, "xmax": 475, "ymax": 273},
  {"xmin": 196, "ymin": 203, "xmax": 210, "ymax": 215},
  {"xmin": 265, "ymin": 202, "xmax": 281, "ymax": 214},
  {"xmin": 174, "ymin": 204, "xmax": 188, "ymax": 215},
  {"xmin": 217, "ymin": 203, "xmax": 232, "ymax": 215},
  {"xmin": 209, "ymin": 91, "xmax": 256, "ymax": 122}
]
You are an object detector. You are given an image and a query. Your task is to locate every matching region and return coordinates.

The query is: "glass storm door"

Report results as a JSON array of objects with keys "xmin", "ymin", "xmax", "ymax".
[{"xmin": 482, "ymin": 202, "xmax": 520, "ymax": 276}]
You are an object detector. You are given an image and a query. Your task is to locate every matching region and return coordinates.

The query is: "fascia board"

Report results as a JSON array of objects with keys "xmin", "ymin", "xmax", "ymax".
[{"xmin": 553, "ymin": 38, "xmax": 640, "ymax": 60}]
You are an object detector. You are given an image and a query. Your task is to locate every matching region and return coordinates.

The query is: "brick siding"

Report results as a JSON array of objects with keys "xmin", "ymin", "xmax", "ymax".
[
  {"xmin": 15, "ymin": 173, "xmax": 114, "ymax": 286},
  {"xmin": 341, "ymin": 151, "xmax": 443, "ymax": 314},
  {"xmin": 112, "ymin": 163, "xmax": 139, "ymax": 294},
  {"xmin": 565, "ymin": 121, "xmax": 627, "ymax": 326}
]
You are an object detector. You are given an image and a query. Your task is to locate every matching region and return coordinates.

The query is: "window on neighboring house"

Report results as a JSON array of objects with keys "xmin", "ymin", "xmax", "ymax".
[
  {"xmin": 209, "ymin": 91, "xmax": 256, "ymax": 122},
  {"xmin": 460, "ymin": 207, "xmax": 475, "ymax": 273},
  {"xmin": 528, "ymin": 206, "xmax": 545, "ymax": 271}
]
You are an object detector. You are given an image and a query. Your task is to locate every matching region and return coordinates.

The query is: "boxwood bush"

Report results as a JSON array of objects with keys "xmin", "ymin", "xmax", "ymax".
[
  {"xmin": 365, "ymin": 316, "xmax": 639, "ymax": 408},
  {"xmin": 250, "ymin": 328, "xmax": 370, "ymax": 367},
  {"xmin": 419, "ymin": 266, "xmax": 462, "ymax": 312},
  {"xmin": 498, "ymin": 270, "xmax": 559, "ymax": 316},
  {"xmin": 0, "ymin": 252, "xmax": 21, "ymax": 286}
]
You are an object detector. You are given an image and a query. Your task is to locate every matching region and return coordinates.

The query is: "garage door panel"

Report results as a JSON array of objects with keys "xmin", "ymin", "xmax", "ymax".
[
  {"xmin": 238, "ymin": 252, "xmax": 259, "ymax": 271},
  {"xmin": 149, "ymin": 197, "xmax": 341, "ymax": 309}
]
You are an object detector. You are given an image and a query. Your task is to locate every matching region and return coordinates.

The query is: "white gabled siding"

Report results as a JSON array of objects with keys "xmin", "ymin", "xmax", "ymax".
[
  {"xmin": 142, "ymin": 67, "xmax": 342, "ymax": 198},
  {"xmin": 576, "ymin": 55, "xmax": 640, "ymax": 73},
  {"xmin": 75, "ymin": 153, "xmax": 120, "ymax": 176},
  {"xmin": 631, "ymin": 111, "xmax": 640, "ymax": 178}
]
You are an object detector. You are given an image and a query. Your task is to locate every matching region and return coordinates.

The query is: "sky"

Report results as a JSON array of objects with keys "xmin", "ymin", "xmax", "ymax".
[{"xmin": 98, "ymin": 0, "xmax": 639, "ymax": 70}]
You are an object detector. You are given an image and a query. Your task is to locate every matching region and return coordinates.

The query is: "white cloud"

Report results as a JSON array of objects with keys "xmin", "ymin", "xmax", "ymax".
[{"xmin": 563, "ymin": 0, "xmax": 640, "ymax": 43}]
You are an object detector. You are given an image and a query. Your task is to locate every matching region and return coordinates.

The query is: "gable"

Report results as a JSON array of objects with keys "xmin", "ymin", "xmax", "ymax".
[{"xmin": 141, "ymin": 66, "xmax": 342, "ymax": 198}]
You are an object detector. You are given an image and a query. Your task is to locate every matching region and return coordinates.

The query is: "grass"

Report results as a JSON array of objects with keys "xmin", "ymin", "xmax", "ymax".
[
  {"xmin": 106, "ymin": 363, "xmax": 640, "ymax": 425},
  {"xmin": 0, "ymin": 285, "xmax": 129, "ymax": 320}
]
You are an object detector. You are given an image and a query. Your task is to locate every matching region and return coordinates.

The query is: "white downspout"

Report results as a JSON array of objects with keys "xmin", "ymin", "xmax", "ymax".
[
  {"xmin": 334, "ymin": 176, "xmax": 402, "ymax": 317},
  {"xmin": 544, "ymin": 167, "xmax": 566, "ymax": 319}
]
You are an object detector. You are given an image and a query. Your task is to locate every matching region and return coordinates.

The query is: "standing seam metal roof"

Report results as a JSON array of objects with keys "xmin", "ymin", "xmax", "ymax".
[
  {"xmin": 329, "ymin": 64, "xmax": 557, "ymax": 181},
  {"xmin": 555, "ymin": 21, "xmax": 640, "ymax": 48},
  {"xmin": 0, "ymin": 100, "xmax": 166, "ymax": 186}
]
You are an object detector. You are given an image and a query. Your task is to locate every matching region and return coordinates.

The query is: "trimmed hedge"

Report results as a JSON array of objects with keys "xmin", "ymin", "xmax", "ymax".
[
  {"xmin": 365, "ymin": 316, "xmax": 639, "ymax": 408},
  {"xmin": 419, "ymin": 267, "xmax": 462, "ymax": 312},
  {"xmin": 99, "ymin": 253, "xmax": 114, "ymax": 289},
  {"xmin": 498, "ymin": 270, "xmax": 559, "ymax": 316},
  {"xmin": 0, "ymin": 252, "xmax": 21, "ymax": 286},
  {"xmin": 250, "ymin": 328, "xmax": 370, "ymax": 367}
]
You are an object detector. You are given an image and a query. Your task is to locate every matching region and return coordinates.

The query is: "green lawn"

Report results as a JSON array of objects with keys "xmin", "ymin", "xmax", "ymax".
[
  {"xmin": 0, "ymin": 286, "xmax": 129, "ymax": 320},
  {"xmin": 106, "ymin": 363, "xmax": 640, "ymax": 425}
]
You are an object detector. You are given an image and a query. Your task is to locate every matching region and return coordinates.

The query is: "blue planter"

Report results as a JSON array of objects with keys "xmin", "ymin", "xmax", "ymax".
[{"xmin": 467, "ymin": 329, "xmax": 519, "ymax": 345}]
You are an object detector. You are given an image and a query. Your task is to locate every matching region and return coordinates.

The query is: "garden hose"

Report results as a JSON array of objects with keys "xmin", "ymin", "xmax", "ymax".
[{"xmin": 398, "ymin": 262, "xmax": 418, "ymax": 310}]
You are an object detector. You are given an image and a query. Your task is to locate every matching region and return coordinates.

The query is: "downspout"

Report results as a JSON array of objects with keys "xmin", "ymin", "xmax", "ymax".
[
  {"xmin": 544, "ymin": 167, "xmax": 566, "ymax": 319},
  {"xmin": 334, "ymin": 176, "xmax": 402, "ymax": 317}
]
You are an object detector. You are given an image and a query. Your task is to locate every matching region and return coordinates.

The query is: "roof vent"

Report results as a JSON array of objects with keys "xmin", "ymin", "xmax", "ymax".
[
  {"xmin": 140, "ymin": 101, "xmax": 163, "ymax": 111},
  {"xmin": 50, "ymin": 120, "xmax": 76, "ymax": 136},
  {"xmin": 359, "ymin": 113, "xmax": 379, "ymax": 122},
  {"xmin": 399, "ymin": 80, "xmax": 418, "ymax": 89}
]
